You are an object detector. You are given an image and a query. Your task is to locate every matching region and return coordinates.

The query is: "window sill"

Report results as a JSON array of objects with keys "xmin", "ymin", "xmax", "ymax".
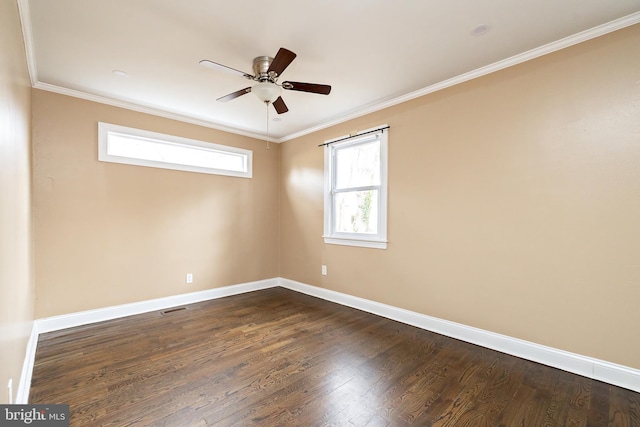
[{"xmin": 323, "ymin": 236, "xmax": 388, "ymax": 250}]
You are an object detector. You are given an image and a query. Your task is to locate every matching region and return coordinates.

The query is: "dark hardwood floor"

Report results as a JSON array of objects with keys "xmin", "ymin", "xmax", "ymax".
[{"xmin": 30, "ymin": 287, "xmax": 639, "ymax": 426}]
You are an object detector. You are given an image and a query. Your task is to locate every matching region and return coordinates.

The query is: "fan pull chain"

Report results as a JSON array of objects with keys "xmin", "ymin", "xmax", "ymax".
[{"xmin": 265, "ymin": 101, "xmax": 270, "ymax": 150}]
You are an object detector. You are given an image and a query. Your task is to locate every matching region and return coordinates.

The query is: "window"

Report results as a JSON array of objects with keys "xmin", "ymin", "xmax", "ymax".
[
  {"xmin": 324, "ymin": 126, "xmax": 388, "ymax": 249},
  {"xmin": 98, "ymin": 122, "xmax": 252, "ymax": 178}
]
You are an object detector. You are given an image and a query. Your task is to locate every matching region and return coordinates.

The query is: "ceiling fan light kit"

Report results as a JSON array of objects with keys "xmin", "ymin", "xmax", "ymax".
[
  {"xmin": 200, "ymin": 47, "xmax": 332, "ymax": 115},
  {"xmin": 252, "ymin": 81, "xmax": 282, "ymax": 103}
]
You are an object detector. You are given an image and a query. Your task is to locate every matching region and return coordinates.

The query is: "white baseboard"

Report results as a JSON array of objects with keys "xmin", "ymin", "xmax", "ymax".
[
  {"xmin": 16, "ymin": 323, "xmax": 38, "ymax": 404},
  {"xmin": 20, "ymin": 278, "xmax": 277, "ymax": 403},
  {"xmin": 21, "ymin": 276, "xmax": 639, "ymax": 401},
  {"xmin": 278, "ymin": 278, "xmax": 640, "ymax": 393},
  {"xmin": 36, "ymin": 278, "xmax": 278, "ymax": 334}
]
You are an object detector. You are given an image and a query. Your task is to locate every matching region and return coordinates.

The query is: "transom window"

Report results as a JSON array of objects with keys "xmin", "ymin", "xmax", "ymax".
[
  {"xmin": 324, "ymin": 126, "xmax": 388, "ymax": 249},
  {"xmin": 98, "ymin": 122, "xmax": 252, "ymax": 178}
]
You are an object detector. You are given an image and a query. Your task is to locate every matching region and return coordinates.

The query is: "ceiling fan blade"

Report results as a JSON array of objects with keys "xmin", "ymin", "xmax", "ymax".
[
  {"xmin": 267, "ymin": 48, "xmax": 297, "ymax": 77},
  {"xmin": 199, "ymin": 60, "xmax": 254, "ymax": 80},
  {"xmin": 216, "ymin": 87, "xmax": 252, "ymax": 102},
  {"xmin": 272, "ymin": 96, "xmax": 289, "ymax": 114},
  {"xmin": 282, "ymin": 81, "xmax": 331, "ymax": 95}
]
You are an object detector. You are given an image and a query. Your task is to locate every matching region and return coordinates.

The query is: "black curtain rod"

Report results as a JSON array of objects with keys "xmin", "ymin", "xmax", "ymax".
[{"xmin": 318, "ymin": 125, "xmax": 390, "ymax": 147}]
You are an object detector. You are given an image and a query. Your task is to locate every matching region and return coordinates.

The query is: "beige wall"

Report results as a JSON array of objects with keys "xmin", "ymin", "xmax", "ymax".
[
  {"xmin": 21, "ymin": 17, "xmax": 640, "ymax": 380},
  {"xmin": 33, "ymin": 91, "xmax": 280, "ymax": 317},
  {"xmin": 280, "ymin": 24, "xmax": 640, "ymax": 369},
  {"xmin": 0, "ymin": 0, "xmax": 34, "ymax": 404}
]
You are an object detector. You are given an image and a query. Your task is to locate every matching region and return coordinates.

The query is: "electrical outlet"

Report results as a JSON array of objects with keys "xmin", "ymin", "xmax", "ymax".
[
  {"xmin": 186, "ymin": 273, "xmax": 193, "ymax": 284},
  {"xmin": 321, "ymin": 265, "xmax": 327, "ymax": 276}
]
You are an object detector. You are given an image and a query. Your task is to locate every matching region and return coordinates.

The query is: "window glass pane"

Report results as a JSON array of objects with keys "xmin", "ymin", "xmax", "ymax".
[
  {"xmin": 107, "ymin": 132, "xmax": 247, "ymax": 173},
  {"xmin": 334, "ymin": 190, "xmax": 379, "ymax": 234},
  {"xmin": 335, "ymin": 139, "xmax": 380, "ymax": 189}
]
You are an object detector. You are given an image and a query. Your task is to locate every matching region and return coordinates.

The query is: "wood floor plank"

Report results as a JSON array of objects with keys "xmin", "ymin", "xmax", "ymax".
[{"xmin": 30, "ymin": 287, "xmax": 639, "ymax": 426}]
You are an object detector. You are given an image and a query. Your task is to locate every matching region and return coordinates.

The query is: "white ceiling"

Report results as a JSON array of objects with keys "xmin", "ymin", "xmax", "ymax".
[{"xmin": 20, "ymin": 0, "xmax": 640, "ymax": 141}]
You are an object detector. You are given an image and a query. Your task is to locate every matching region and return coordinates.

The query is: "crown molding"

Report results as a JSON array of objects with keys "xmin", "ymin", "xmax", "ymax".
[
  {"xmin": 279, "ymin": 11, "xmax": 640, "ymax": 142},
  {"xmin": 17, "ymin": 0, "xmax": 37, "ymax": 86},
  {"xmin": 33, "ymin": 82, "xmax": 269, "ymax": 141},
  {"xmin": 19, "ymin": 4, "xmax": 640, "ymax": 143}
]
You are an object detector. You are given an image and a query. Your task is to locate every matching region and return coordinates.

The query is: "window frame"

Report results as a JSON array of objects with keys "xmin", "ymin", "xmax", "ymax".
[
  {"xmin": 323, "ymin": 126, "xmax": 388, "ymax": 249},
  {"xmin": 98, "ymin": 122, "xmax": 252, "ymax": 178}
]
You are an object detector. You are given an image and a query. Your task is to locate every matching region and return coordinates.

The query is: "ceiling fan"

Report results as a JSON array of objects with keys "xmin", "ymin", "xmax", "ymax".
[{"xmin": 199, "ymin": 48, "xmax": 331, "ymax": 114}]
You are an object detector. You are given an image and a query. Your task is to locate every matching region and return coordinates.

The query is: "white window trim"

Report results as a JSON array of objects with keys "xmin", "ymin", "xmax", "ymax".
[
  {"xmin": 323, "ymin": 125, "xmax": 389, "ymax": 249},
  {"xmin": 98, "ymin": 122, "xmax": 252, "ymax": 178}
]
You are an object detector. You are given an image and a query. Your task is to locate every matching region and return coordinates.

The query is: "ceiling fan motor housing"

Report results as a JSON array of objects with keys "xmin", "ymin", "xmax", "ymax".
[{"xmin": 253, "ymin": 56, "xmax": 275, "ymax": 81}]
